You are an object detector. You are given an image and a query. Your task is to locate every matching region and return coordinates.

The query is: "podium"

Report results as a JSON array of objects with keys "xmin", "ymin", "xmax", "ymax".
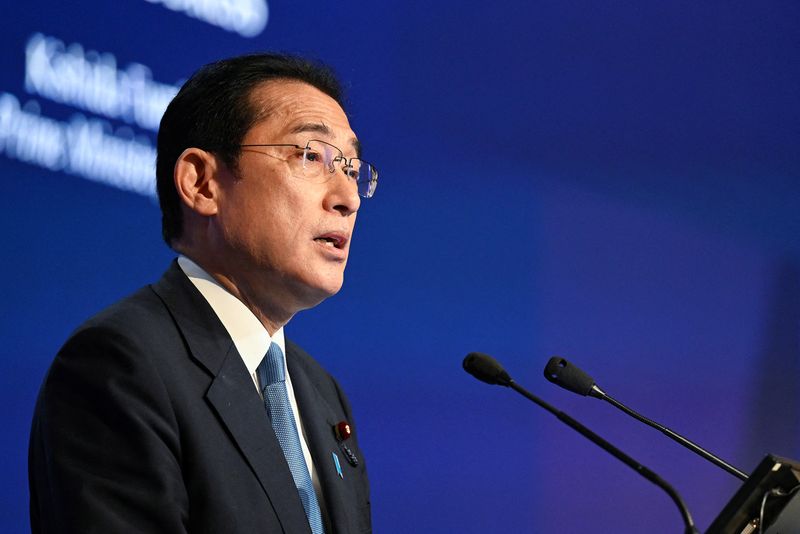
[{"xmin": 708, "ymin": 455, "xmax": 800, "ymax": 533}]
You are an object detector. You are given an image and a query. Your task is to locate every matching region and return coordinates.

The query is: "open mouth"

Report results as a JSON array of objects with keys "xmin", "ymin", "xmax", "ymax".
[{"xmin": 314, "ymin": 235, "xmax": 346, "ymax": 250}]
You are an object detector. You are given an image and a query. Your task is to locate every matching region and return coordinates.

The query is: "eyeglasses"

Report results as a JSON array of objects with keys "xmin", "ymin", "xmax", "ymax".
[{"xmin": 238, "ymin": 139, "xmax": 379, "ymax": 198}]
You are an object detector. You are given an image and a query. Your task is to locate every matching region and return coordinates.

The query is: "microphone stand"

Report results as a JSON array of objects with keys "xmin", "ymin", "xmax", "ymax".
[
  {"xmin": 508, "ymin": 380, "xmax": 700, "ymax": 534},
  {"xmin": 544, "ymin": 356, "xmax": 749, "ymax": 482},
  {"xmin": 600, "ymin": 392, "xmax": 749, "ymax": 481}
]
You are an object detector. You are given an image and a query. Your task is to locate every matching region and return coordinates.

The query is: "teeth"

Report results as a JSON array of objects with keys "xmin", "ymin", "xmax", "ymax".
[{"xmin": 316, "ymin": 238, "xmax": 337, "ymax": 247}]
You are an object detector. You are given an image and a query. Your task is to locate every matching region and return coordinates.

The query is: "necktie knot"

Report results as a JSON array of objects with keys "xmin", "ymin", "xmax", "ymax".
[{"xmin": 258, "ymin": 342, "xmax": 286, "ymax": 388}]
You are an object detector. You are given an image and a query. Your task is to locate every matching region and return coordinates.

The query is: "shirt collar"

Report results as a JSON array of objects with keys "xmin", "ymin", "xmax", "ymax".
[{"xmin": 177, "ymin": 255, "xmax": 286, "ymax": 377}]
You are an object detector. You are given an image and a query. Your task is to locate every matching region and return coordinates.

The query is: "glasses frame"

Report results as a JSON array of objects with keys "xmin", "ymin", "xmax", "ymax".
[{"xmin": 237, "ymin": 139, "xmax": 378, "ymax": 198}]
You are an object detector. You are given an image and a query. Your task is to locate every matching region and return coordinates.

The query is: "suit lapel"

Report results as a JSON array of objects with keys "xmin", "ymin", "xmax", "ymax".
[
  {"xmin": 287, "ymin": 344, "xmax": 358, "ymax": 534},
  {"xmin": 151, "ymin": 261, "xmax": 311, "ymax": 533}
]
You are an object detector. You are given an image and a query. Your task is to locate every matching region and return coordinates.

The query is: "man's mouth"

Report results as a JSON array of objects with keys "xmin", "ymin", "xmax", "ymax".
[{"xmin": 314, "ymin": 234, "xmax": 346, "ymax": 250}]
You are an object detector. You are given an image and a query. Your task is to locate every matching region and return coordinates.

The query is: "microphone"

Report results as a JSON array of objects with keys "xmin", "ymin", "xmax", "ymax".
[
  {"xmin": 463, "ymin": 352, "xmax": 511, "ymax": 386},
  {"xmin": 463, "ymin": 352, "xmax": 699, "ymax": 534},
  {"xmin": 544, "ymin": 356, "xmax": 749, "ymax": 482}
]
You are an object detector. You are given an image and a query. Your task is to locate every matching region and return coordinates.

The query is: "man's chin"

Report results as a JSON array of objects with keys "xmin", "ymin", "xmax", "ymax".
[
  {"xmin": 294, "ymin": 277, "xmax": 344, "ymax": 310},
  {"xmin": 317, "ymin": 278, "xmax": 344, "ymax": 300}
]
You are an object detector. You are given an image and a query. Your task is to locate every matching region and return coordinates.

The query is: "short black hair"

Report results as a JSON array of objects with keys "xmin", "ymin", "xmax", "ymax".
[{"xmin": 156, "ymin": 52, "xmax": 345, "ymax": 246}]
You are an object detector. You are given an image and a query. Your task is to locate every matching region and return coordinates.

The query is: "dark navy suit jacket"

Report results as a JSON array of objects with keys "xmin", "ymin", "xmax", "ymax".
[{"xmin": 29, "ymin": 261, "xmax": 371, "ymax": 533}]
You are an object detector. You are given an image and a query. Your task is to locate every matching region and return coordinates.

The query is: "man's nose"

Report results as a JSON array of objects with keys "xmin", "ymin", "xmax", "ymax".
[{"xmin": 324, "ymin": 168, "xmax": 361, "ymax": 216}]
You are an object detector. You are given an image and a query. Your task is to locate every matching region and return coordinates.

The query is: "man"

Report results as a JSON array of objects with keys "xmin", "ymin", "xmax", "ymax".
[{"xmin": 29, "ymin": 53, "xmax": 376, "ymax": 533}]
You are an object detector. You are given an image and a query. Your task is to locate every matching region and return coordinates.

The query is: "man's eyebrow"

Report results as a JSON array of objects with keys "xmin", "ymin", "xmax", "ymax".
[
  {"xmin": 290, "ymin": 122, "xmax": 332, "ymax": 137},
  {"xmin": 290, "ymin": 122, "xmax": 361, "ymax": 156}
]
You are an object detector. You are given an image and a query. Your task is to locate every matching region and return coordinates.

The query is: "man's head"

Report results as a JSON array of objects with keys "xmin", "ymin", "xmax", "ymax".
[
  {"xmin": 157, "ymin": 53, "xmax": 345, "ymax": 246},
  {"xmin": 158, "ymin": 53, "xmax": 372, "ymax": 331}
]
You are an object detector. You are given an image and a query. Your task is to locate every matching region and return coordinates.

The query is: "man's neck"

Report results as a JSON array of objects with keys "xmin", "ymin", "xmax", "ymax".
[{"xmin": 176, "ymin": 252, "xmax": 295, "ymax": 335}]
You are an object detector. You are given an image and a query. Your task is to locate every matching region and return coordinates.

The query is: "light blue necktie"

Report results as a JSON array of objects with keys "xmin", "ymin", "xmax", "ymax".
[{"xmin": 257, "ymin": 342, "xmax": 325, "ymax": 534}]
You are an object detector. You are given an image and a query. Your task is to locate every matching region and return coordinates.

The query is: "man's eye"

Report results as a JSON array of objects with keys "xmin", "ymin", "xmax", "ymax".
[{"xmin": 304, "ymin": 150, "xmax": 323, "ymax": 163}]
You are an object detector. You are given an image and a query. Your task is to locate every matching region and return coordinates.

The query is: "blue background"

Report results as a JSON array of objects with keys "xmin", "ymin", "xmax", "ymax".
[{"xmin": 2, "ymin": 1, "xmax": 799, "ymax": 532}]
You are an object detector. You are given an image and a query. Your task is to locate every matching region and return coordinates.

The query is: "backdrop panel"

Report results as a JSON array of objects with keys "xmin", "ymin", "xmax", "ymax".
[{"xmin": 2, "ymin": 1, "xmax": 798, "ymax": 532}]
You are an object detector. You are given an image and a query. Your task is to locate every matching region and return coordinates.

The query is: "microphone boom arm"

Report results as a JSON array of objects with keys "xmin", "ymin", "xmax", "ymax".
[
  {"xmin": 544, "ymin": 355, "xmax": 750, "ymax": 482},
  {"xmin": 601, "ymin": 392, "xmax": 749, "ymax": 482},
  {"xmin": 507, "ymin": 380, "xmax": 700, "ymax": 534}
]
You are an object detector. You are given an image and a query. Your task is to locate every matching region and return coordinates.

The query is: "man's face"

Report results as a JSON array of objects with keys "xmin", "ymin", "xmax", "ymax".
[{"xmin": 209, "ymin": 80, "xmax": 361, "ymax": 316}]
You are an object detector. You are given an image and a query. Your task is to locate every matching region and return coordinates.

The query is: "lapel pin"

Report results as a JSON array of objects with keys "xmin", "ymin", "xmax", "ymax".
[
  {"xmin": 334, "ymin": 420, "xmax": 352, "ymax": 441},
  {"xmin": 339, "ymin": 442, "xmax": 359, "ymax": 467},
  {"xmin": 332, "ymin": 452, "xmax": 344, "ymax": 479},
  {"xmin": 333, "ymin": 420, "xmax": 359, "ymax": 467}
]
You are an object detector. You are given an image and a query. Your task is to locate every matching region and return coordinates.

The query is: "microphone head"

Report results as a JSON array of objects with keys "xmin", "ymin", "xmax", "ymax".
[
  {"xmin": 544, "ymin": 356, "xmax": 597, "ymax": 396},
  {"xmin": 463, "ymin": 352, "xmax": 512, "ymax": 387}
]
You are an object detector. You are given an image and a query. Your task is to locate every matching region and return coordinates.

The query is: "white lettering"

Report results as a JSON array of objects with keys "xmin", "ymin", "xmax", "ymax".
[
  {"xmin": 144, "ymin": 0, "xmax": 268, "ymax": 38},
  {"xmin": 66, "ymin": 116, "xmax": 156, "ymax": 196},
  {"xmin": 25, "ymin": 33, "xmax": 179, "ymax": 133},
  {"xmin": 0, "ymin": 94, "xmax": 67, "ymax": 170},
  {"xmin": 0, "ymin": 92, "xmax": 156, "ymax": 197}
]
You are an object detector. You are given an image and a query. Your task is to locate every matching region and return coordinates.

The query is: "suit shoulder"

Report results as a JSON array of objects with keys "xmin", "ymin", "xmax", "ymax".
[
  {"xmin": 48, "ymin": 284, "xmax": 183, "ymax": 386},
  {"xmin": 77, "ymin": 284, "xmax": 171, "ymax": 336}
]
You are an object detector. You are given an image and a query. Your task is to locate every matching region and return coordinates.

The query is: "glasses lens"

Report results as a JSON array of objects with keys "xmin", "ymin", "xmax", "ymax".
[
  {"xmin": 301, "ymin": 140, "xmax": 378, "ymax": 198},
  {"xmin": 301, "ymin": 141, "xmax": 338, "ymax": 181},
  {"xmin": 354, "ymin": 161, "xmax": 378, "ymax": 198}
]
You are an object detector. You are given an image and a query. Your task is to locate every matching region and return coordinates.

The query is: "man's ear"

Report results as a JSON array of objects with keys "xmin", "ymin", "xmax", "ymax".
[{"xmin": 174, "ymin": 148, "xmax": 222, "ymax": 216}]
